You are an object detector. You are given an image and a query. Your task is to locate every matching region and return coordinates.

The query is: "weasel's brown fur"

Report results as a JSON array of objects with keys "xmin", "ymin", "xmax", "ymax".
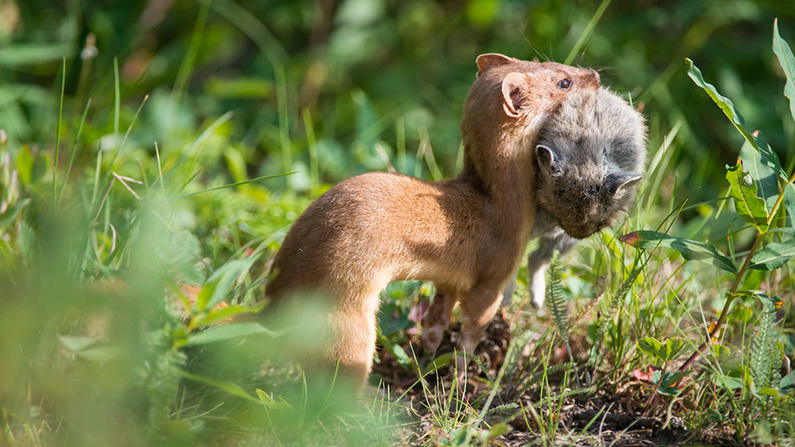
[{"xmin": 265, "ymin": 54, "xmax": 600, "ymax": 391}]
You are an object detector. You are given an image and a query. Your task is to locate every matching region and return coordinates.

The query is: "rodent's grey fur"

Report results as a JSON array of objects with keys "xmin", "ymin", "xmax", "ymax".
[{"xmin": 503, "ymin": 87, "xmax": 647, "ymax": 308}]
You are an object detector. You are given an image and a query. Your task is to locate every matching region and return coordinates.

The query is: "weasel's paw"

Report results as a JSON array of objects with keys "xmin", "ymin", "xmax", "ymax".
[{"xmin": 420, "ymin": 325, "xmax": 443, "ymax": 354}]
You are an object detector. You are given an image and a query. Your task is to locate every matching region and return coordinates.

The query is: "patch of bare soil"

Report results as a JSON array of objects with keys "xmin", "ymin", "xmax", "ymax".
[{"xmin": 373, "ymin": 315, "xmax": 738, "ymax": 446}]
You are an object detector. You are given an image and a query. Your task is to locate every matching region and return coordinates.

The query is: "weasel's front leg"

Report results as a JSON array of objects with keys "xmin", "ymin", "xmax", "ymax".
[
  {"xmin": 420, "ymin": 288, "xmax": 458, "ymax": 354},
  {"xmin": 455, "ymin": 284, "xmax": 503, "ymax": 375}
]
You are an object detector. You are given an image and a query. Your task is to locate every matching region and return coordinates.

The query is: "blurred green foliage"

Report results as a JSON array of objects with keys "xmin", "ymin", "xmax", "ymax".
[
  {"xmin": 3, "ymin": 0, "xmax": 795, "ymax": 202},
  {"xmin": 2, "ymin": 0, "xmax": 795, "ymax": 445}
]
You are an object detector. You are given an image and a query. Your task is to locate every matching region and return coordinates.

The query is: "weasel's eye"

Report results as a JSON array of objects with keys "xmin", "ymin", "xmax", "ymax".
[{"xmin": 557, "ymin": 78, "xmax": 572, "ymax": 90}]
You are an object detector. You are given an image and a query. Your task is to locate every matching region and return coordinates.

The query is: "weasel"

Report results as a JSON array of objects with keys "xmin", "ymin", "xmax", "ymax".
[
  {"xmin": 501, "ymin": 87, "xmax": 647, "ymax": 308},
  {"xmin": 265, "ymin": 53, "xmax": 600, "ymax": 391}
]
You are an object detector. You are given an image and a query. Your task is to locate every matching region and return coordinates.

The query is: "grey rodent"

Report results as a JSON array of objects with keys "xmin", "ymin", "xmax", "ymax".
[{"xmin": 504, "ymin": 87, "xmax": 647, "ymax": 308}]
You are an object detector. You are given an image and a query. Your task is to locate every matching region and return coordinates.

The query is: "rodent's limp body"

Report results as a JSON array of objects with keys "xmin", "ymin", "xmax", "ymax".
[
  {"xmin": 504, "ymin": 87, "xmax": 647, "ymax": 308},
  {"xmin": 266, "ymin": 53, "xmax": 600, "ymax": 391}
]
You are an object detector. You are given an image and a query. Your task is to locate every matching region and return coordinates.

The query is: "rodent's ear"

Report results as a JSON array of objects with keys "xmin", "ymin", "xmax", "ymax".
[
  {"xmin": 606, "ymin": 172, "xmax": 643, "ymax": 195},
  {"xmin": 535, "ymin": 145, "xmax": 561, "ymax": 175},
  {"xmin": 476, "ymin": 53, "xmax": 515, "ymax": 77},
  {"xmin": 501, "ymin": 72, "xmax": 527, "ymax": 118}
]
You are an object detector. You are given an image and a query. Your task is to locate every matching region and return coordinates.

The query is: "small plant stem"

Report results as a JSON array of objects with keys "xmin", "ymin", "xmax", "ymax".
[
  {"xmin": 676, "ymin": 169, "xmax": 795, "ymax": 373},
  {"xmin": 646, "ymin": 360, "xmax": 669, "ymax": 409},
  {"xmin": 676, "ymin": 231, "xmax": 763, "ymax": 373}
]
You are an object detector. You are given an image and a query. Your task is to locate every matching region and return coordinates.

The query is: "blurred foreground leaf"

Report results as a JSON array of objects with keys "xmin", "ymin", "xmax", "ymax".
[{"xmin": 185, "ymin": 322, "xmax": 277, "ymax": 346}]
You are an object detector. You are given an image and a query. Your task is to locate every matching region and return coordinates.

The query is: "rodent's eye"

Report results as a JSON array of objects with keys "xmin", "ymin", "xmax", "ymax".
[{"xmin": 557, "ymin": 78, "xmax": 572, "ymax": 90}]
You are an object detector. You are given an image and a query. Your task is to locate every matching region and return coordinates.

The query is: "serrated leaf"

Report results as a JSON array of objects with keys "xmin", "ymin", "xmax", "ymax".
[
  {"xmin": 774, "ymin": 19, "xmax": 795, "ymax": 126},
  {"xmin": 620, "ymin": 230, "xmax": 737, "ymax": 273},
  {"xmin": 726, "ymin": 159, "xmax": 769, "ymax": 231},
  {"xmin": 686, "ymin": 59, "xmax": 786, "ymax": 179},
  {"xmin": 185, "ymin": 322, "xmax": 277, "ymax": 346},
  {"xmin": 750, "ymin": 239, "xmax": 795, "ymax": 270}
]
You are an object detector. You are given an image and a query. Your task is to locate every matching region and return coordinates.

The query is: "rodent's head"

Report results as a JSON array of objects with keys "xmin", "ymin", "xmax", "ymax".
[
  {"xmin": 534, "ymin": 88, "xmax": 647, "ymax": 239},
  {"xmin": 461, "ymin": 53, "xmax": 600, "ymax": 155}
]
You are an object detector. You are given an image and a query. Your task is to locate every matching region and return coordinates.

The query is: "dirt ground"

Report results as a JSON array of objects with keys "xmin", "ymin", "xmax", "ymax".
[{"xmin": 372, "ymin": 315, "xmax": 739, "ymax": 446}]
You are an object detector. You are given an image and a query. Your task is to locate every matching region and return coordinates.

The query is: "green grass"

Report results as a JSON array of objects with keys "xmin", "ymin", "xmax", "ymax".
[{"xmin": 2, "ymin": 1, "xmax": 795, "ymax": 446}]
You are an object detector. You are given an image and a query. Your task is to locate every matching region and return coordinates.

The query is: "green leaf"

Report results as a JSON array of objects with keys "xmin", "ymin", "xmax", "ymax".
[
  {"xmin": 638, "ymin": 337, "xmax": 662, "ymax": 358},
  {"xmin": 185, "ymin": 322, "xmax": 277, "ymax": 346},
  {"xmin": 182, "ymin": 371, "xmax": 259, "ymax": 403},
  {"xmin": 784, "ymin": 183, "xmax": 795, "ymax": 233},
  {"xmin": 686, "ymin": 59, "xmax": 786, "ymax": 179},
  {"xmin": 773, "ymin": 19, "xmax": 795, "ymax": 126},
  {"xmin": 739, "ymin": 140, "xmax": 779, "ymax": 210},
  {"xmin": 0, "ymin": 198, "xmax": 30, "ymax": 227},
  {"xmin": 192, "ymin": 303, "xmax": 264, "ymax": 328},
  {"xmin": 0, "ymin": 43, "xmax": 75, "ymax": 66},
  {"xmin": 620, "ymin": 230, "xmax": 737, "ymax": 273},
  {"xmin": 58, "ymin": 335, "xmax": 119, "ymax": 363},
  {"xmin": 661, "ymin": 338, "xmax": 685, "ymax": 362},
  {"xmin": 376, "ymin": 331, "xmax": 416, "ymax": 371},
  {"xmin": 59, "ymin": 335, "xmax": 101, "ymax": 354},
  {"xmin": 750, "ymin": 239, "xmax": 795, "ymax": 270},
  {"xmin": 196, "ymin": 258, "xmax": 254, "ymax": 311},
  {"xmin": 758, "ymin": 387, "xmax": 780, "ymax": 397},
  {"xmin": 708, "ymin": 409, "xmax": 725, "ymax": 422},
  {"xmin": 780, "ymin": 371, "xmax": 795, "ymax": 391},
  {"xmin": 726, "ymin": 159, "xmax": 769, "ymax": 231}
]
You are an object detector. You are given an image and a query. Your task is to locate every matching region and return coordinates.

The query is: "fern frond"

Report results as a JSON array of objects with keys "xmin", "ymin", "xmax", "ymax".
[
  {"xmin": 750, "ymin": 296, "xmax": 779, "ymax": 389},
  {"xmin": 518, "ymin": 362, "xmax": 577, "ymax": 391},
  {"xmin": 587, "ymin": 262, "xmax": 642, "ymax": 369},
  {"xmin": 545, "ymin": 251, "xmax": 569, "ymax": 343}
]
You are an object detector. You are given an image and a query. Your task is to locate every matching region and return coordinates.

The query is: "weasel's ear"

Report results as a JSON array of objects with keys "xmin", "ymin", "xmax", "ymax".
[
  {"xmin": 606, "ymin": 172, "xmax": 643, "ymax": 195},
  {"xmin": 535, "ymin": 145, "xmax": 561, "ymax": 175},
  {"xmin": 501, "ymin": 72, "xmax": 527, "ymax": 118},
  {"xmin": 476, "ymin": 53, "xmax": 515, "ymax": 76}
]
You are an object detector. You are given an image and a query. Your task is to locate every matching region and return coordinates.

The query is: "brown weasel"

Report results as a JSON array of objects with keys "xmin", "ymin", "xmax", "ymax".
[{"xmin": 265, "ymin": 53, "xmax": 600, "ymax": 391}]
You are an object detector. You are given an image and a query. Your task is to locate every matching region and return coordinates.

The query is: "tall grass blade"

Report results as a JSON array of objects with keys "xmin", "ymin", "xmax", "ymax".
[
  {"xmin": 58, "ymin": 98, "xmax": 92, "ymax": 207},
  {"xmin": 53, "ymin": 58, "xmax": 66, "ymax": 210},
  {"xmin": 565, "ymin": 0, "xmax": 612, "ymax": 65}
]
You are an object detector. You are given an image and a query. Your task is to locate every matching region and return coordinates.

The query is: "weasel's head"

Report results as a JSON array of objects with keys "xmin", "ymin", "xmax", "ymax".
[
  {"xmin": 534, "ymin": 88, "xmax": 647, "ymax": 239},
  {"xmin": 461, "ymin": 53, "xmax": 600, "ymax": 153}
]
